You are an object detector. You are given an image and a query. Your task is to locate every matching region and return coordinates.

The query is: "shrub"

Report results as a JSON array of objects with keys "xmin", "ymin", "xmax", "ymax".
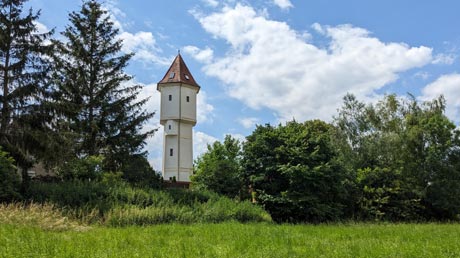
[
  {"xmin": 121, "ymin": 154, "xmax": 162, "ymax": 189},
  {"xmin": 25, "ymin": 181, "xmax": 272, "ymax": 226},
  {"xmin": 57, "ymin": 155, "xmax": 104, "ymax": 181},
  {"xmin": 0, "ymin": 147, "xmax": 21, "ymax": 202}
]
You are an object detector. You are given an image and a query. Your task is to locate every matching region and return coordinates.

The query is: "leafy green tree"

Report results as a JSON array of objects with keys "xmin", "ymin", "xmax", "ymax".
[
  {"xmin": 56, "ymin": 155, "xmax": 104, "ymax": 181},
  {"xmin": 192, "ymin": 135, "xmax": 243, "ymax": 198},
  {"xmin": 121, "ymin": 154, "xmax": 162, "ymax": 189},
  {"xmin": 53, "ymin": 1, "xmax": 155, "ymax": 173},
  {"xmin": 0, "ymin": 146, "xmax": 21, "ymax": 201},
  {"xmin": 243, "ymin": 120, "xmax": 350, "ymax": 223},
  {"xmin": 334, "ymin": 94, "xmax": 460, "ymax": 220},
  {"xmin": 0, "ymin": 0, "xmax": 56, "ymax": 188}
]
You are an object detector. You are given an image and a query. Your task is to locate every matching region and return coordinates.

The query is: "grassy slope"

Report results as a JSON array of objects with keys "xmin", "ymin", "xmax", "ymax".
[{"xmin": 1, "ymin": 223, "xmax": 459, "ymax": 258}]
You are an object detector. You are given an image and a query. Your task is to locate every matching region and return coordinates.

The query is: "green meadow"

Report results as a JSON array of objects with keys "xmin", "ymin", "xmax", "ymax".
[{"xmin": 1, "ymin": 222, "xmax": 460, "ymax": 258}]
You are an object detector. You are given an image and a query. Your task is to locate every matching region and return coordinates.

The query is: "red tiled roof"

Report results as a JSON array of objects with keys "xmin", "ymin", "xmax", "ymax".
[{"xmin": 157, "ymin": 54, "xmax": 200, "ymax": 89}]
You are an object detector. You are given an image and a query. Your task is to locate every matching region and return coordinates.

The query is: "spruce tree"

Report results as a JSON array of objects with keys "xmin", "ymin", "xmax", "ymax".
[
  {"xmin": 53, "ymin": 0, "xmax": 155, "ymax": 172},
  {"xmin": 0, "ymin": 0, "xmax": 54, "ymax": 184}
]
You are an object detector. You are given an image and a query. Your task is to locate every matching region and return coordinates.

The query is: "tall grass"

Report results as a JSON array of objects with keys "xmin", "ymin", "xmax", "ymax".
[
  {"xmin": 22, "ymin": 181, "xmax": 271, "ymax": 226},
  {"xmin": 0, "ymin": 203, "xmax": 89, "ymax": 231},
  {"xmin": 1, "ymin": 222, "xmax": 459, "ymax": 257}
]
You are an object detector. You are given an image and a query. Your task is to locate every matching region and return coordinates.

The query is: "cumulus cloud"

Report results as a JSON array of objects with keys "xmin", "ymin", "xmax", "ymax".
[
  {"xmin": 432, "ymin": 53, "xmax": 456, "ymax": 65},
  {"xmin": 117, "ymin": 31, "xmax": 170, "ymax": 65},
  {"xmin": 192, "ymin": 4, "xmax": 433, "ymax": 121},
  {"xmin": 272, "ymin": 0, "xmax": 293, "ymax": 10},
  {"xmin": 238, "ymin": 117, "xmax": 260, "ymax": 128},
  {"xmin": 194, "ymin": 131, "xmax": 218, "ymax": 159},
  {"xmin": 202, "ymin": 0, "xmax": 219, "ymax": 7},
  {"xmin": 183, "ymin": 45, "xmax": 214, "ymax": 63},
  {"xmin": 103, "ymin": 1, "xmax": 170, "ymax": 66},
  {"xmin": 197, "ymin": 91, "xmax": 215, "ymax": 123},
  {"xmin": 420, "ymin": 73, "xmax": 460, "ymax": 123},
  {"xmin": 33, "ymin": 21, "xmax": 50, "ymax": 34}
]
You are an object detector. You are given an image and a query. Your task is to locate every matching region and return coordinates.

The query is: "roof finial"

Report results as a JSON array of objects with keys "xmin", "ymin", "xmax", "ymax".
[{"xmin": 178, "ymin": 49, "xmax": 180, "ymax": 55}]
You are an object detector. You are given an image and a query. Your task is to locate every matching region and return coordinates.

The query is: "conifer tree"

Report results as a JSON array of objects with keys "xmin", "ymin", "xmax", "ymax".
[
  {"xmin": 53, "ymin": 0, "xmax": 154, "ymax": 172},
  {"xmin": 0, "ymin": 0, "xmax": 54, "ymax": 184}
]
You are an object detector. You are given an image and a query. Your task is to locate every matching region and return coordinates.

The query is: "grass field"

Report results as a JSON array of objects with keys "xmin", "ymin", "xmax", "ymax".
[{"xmin": 1, "ymin": 222, "xmax": 460, "ymax": 257}]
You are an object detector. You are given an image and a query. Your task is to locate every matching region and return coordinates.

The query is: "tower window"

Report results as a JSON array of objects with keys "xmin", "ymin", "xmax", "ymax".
[
  {"xmin": 184, "ymin": 74, "xmax": 190, "ymax": 80},
  {"xmin": 169, "ymin": 72, "xmax": 175, "ymax": 79},
  {"xmin": 186, "ymin": 96, "xmax": 190, "ymax": 102},
  {"xmin": 170, "ymin": 148, "xmax": 173, "ymax": 156},
  {"xmin": 168, "ymin": 95, "xmax": 172, "ymax": 101},
  {"xmin": 168, "ymin": 124, "xmax": 171, "ymax": 130}
]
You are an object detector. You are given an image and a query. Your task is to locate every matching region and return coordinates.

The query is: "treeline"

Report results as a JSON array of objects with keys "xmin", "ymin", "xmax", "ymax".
[
  {"xmin": 0, "ymin": 0, "xmax": 157, "ymax": 198},
  {"xmin": 192, "ymin": 94, "xmax": 460, "ymax": 222}
]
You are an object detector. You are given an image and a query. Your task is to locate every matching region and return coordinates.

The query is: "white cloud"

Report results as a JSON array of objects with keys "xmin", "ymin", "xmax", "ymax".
[
  {"xmin": 238, "ymin": 117, "xmax": 259, "ymax": 128},
  {"xmin": 197, "ymin": 90, "xmax": 215, "ymax": 123},
  {"xmin": 202, "ymin": 0, "xmax": 219, "ymax": 7},
  {"xmin": 117, "ymin": 31, "xmax": 170, "ymax": 65},
  {"xmin": 183, "ymin": 45, "xmax": 214, "ymax": 63},
  {"xmin": 193, "ymin": 4, "xmax": 433, "ymax": 122},
  {"xmin": 102, "ymin": 0, "xmax": 170, "ymax": 66},
  {"xmin": 420, "ymin": 73, "xmax": 460, "ymax": 123},
  {"xmin": 413, "ymin": 71, "xmax": 430, "ymax": 80},
  {"xmin": 432, "ymin": 53, "xmax": 456, "ymax": 65},
  {"xmin": 194, "ymin": 131, "xmax": 218, "ymax": 158},
  {"xmin": 227, "ymin": 133, "xmax": 246, "ymax": 143},
  {"xmin": 33, "ymin": 21, "xmax": 49, "ymax": 34},
  {"xmin": 272, "ymin": 0, "xmax": 293, "ymax": 10}
]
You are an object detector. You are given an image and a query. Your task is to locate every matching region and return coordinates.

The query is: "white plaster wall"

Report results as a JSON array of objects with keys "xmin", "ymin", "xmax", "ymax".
[
  {"xmin": 164, "ymin": 120, "xmax": 178, "ymax": 135},
  {"xmin": 163, "ymin": 134, "xmax": 178, "ymax": 172},
  {"xmin": 159, "ymin": 83, "xmax": 199, "ymax": 182},
  {"xmin": 160, "ymin": 85, "xmax": 180, "ymax": 122},
  {"xmin": 179, "ymin": 137, "xmax": 193, "ymax": 169},
  {"xmin": 180, "ymin": 86, "xmax": 198, "ymax": 123}
]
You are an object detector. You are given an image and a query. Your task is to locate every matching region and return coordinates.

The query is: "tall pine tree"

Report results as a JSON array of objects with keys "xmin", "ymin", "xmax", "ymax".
[
  {"xmin": 53, "ymin": 0, "xmax": 155, "ymax": 172},
  {"xmin": 0, "ymin": 0, "xmax": 54, "ymax": 184}
]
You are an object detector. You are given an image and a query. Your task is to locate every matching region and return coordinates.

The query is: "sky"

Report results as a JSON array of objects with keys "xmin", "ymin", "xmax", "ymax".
[{"xmin": 27, "ymin": 0, "xmax": 460, "ymax": 170}]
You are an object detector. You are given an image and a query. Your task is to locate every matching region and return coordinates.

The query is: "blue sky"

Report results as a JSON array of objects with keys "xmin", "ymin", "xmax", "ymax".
[{"xmin": 27, "ymin": 0, "xmax": 460, "ymax": 170}]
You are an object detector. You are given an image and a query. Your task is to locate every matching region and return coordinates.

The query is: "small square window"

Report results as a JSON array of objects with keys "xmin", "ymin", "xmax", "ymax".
[
  {"xmin": 186, "ymin": 96, "xmax": 190, "ymax": 102},
  {"xmin": 170, "ymin": 148, "xmax": 173, "ymax": 156},
  {"xmin": 168, "ymin": 95, "xmax": 172, "ymax": 101}
]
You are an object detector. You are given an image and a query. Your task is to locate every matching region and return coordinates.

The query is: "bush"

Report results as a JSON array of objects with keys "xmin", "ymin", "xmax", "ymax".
[
  {"xmin": 121, "ymin": 154, "xmax": 162, "ymax": 189},
  {"xmin": 57, "ymin": 155, "xmax": 104, "ymax": 181},
  {"xmin": 25, "ymin": 181, "xmax": 272, "ymax": 226},
  {"xmin": 0, "ymin": 147, "xmax": 21, "ymax": 202}
]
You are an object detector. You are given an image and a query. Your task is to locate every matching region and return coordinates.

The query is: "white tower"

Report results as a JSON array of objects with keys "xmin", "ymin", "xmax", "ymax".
[{"xmin": 157, "ymin": 54, "xmax": 200, "ymax": 183}]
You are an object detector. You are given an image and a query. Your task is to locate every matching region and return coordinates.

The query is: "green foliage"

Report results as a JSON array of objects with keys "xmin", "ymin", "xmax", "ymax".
[
  {"xmin": 52, "ymin": 0, "xmax": 155, "ymax": 172},
  {"xmin": 121, "ymin": 154, "xmax": 162, "ymax": 188},
  {"xmin": 334, "ymin": 94, "xmax": 460, "ymax": 221},
  {"xmin": 0, "ymin": 147, "xmax": 21, "ymax": 201},
  {"xmin": 192, "ymin": 135, "xmax": 243, "ymax": 198},
  {"xmin": 25, "ymin": 181, "xmax": 271, "ymax": 225},
  {"xmin": 356, "ymin": 167, "xmax": 424, "ymax": 221},
  {"xmin": 243, "ymin": 120, "xmax": 350, "ymax": 223},
  {"xmin": 57, "ymin": 155, "xmax": 104, "ymax": 181},
  {"xmin": 0, "ymin": 0, "xmax": 57, "ymax": 186}
]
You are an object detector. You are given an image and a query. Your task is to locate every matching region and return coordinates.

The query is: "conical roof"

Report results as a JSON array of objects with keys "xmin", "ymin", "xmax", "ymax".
[{"xmin": 157, "ymin": 53, "xmax": 200, "ymax": 89}]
